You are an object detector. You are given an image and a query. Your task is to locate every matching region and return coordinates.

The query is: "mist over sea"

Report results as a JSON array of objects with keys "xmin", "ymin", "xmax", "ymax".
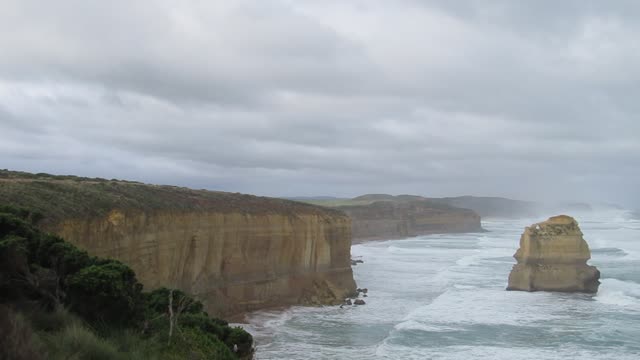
[{"xmin": 242, "ymin": 211, "xmax": 640, "ymax": 359}]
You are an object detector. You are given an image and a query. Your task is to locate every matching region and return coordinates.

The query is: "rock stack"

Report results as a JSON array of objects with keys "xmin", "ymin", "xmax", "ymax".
[{"xmin": 507, "ymin": 215, "xmax": 600, "ymax": 293}]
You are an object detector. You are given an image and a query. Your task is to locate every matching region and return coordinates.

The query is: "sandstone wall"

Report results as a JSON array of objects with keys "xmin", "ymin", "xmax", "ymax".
[
  {"xmin": 339, "ymin": 201, "xmax": 483, "ymax": 242},
  {"xmin": 46, "ymin": 210, "xmax": 357, "ymax": 316},
  {"xmin": 507, "ymin": 215, "xmax": 600, "ymax": 293}
]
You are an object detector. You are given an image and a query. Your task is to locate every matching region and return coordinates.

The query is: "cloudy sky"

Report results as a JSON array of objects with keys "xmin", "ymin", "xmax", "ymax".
[{"xmin": 1, "ymin": 0, "xmax": 638, "ymax": 206}]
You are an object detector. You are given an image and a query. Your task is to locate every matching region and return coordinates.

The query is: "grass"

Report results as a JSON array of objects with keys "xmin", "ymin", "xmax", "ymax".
[
  {"xmin": 44, "ymin": 323, "xmax": 121, "ymax": 360},
  {"xmin": 0, "ymin": 169, "xmax": 344, "ymax": 226},
  {"xmin": 0, "ymin": 305, "xmax": 45, "ymax": 360},
  {"xmin": 32, "ymin": 310, "xmax": 236, "ymax": 360}
]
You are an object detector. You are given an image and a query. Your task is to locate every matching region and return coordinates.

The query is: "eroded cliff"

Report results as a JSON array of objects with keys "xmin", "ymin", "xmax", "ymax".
[
  {"xmin": 507, "ymin": 215, "xmax": 600, "ymax": 293},
  {"xmin": 0, "ymin": 170, "xmax": 357, "ymax": 316},
  {"xmin": 338, "ymin": 197, "xmax": 483, "ymax": 242}
]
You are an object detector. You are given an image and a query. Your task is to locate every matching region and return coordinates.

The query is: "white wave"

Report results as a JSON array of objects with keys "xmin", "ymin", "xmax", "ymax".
[
  {"xmin": 595, "ymin": 278, "xmax": 640, "ymax": 310},
  {"xmin": 394, "ymin": 319, "xmax": 462, "ymax": 333},
  {"xmin": 374, "ymin": 344, "xmax": 640, "ymax": 360},
  {"xmin": 402, "ymin": 288, "xmax": 565, "ymax": 326}
]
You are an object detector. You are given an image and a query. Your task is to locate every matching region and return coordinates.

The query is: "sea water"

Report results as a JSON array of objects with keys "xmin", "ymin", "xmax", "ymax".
[{"xmin": 242, "ymin": 211, "xmax": 640, "ymax": 359}]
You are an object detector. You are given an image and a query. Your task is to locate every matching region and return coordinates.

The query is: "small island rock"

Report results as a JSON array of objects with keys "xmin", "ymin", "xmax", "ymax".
[{"xmin": 507, "ymin": 215, "xmax": 600, "ymax": 293}]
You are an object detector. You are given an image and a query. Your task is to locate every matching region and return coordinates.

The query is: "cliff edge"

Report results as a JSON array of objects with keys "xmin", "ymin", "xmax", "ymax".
[
  {"xmin": 0, "ymin": 170, "xmax": 357, "ymax": 316},
  {"xmin": 337, "ymin": 195, "xmax": 484, "ymax": 242},
  {"xmin": 507, "ymin": 215, "xmax": 600, "ymax": 293}
]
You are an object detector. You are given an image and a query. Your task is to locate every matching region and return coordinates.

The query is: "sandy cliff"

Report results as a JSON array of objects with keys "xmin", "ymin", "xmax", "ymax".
[
  {"xmin": 0, "ymin": 171, "xmax": 357, "ymax": 316},
  {"xmin": 338, "ymin": 198, "xmax": 483, "ymax": 242},
  {"xmin": 507, "ymin": 215, "xmax": 600, "ymax": 293}
]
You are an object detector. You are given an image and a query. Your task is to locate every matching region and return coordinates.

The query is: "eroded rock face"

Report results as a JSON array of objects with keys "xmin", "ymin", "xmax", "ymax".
[
  {"xmin": 339, "ymin": 200, "xmax": 483, "ymax": 242},
  {"xmin": 507, "ymin": 215, "xmax": 600, "ymax": 293},
  {"xmin": 49, "ymin": 210, "xmax": 357, "ymax": 317},
  {"xmin": 0, "ymin": 172, "xmax": 359, "ymax": 317}
]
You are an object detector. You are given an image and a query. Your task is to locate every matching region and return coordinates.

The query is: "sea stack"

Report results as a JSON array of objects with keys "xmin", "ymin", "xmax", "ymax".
[{"xmin": 507, "ymin": 215, "xmax": 600, "ymax": 293}]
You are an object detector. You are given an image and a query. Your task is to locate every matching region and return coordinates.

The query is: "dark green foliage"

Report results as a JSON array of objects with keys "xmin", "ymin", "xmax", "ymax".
[
  {"xmin": 179, "ymin": 313, "xmax": 231, "ymax": 342},
  {"xmin": 0, "ymin": 169, "xmax": 343, "ymax": 228},
  {"xmin": 225, "ymin": 326, "xmax": 254, "ymax": 355},
  {"xmin": 42, "ymin": 323, "xmax": 120, "ymax": 360},
  {"xmin": 142, "ymin": 289, "xmax": 254, "ymax": 358},
  {"xmin": 144, "ymin": 287, "xmax": 204, "ymax": 315},
  {"xmin": 0, "ymin": 211, "xmax": 36, "ymax": 240},
  {"xmin": 31, "ymin": 234, "xmax": 94, "ymax": 277},
  {"xmin": 0, "ymin": 204, "xmax": 44, "ymax": 225},
  {"xmin": 67, "ymin": 261, "xmax": 143, "ymax": 326},
  {"xmin": 165, "ymin": 327, "xmax": 236, "ymax": 360},
  {"xmin": 0, "ymin": 204, "xmax": 254, "ymax": 358},
  {"xmin": 28, "ymin": 306, "xmax": 79, "ymax": 333}
]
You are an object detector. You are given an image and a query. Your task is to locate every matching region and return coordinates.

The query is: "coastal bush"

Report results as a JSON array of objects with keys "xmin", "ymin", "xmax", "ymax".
[
  {"xmin": 225, "ymin": 326, "xmax": 254, "ymax": 355},
  {"xmin": 164, "ymin": 327, "xmax": 236, "ymax": 360},
  {"xmin": 144, "ymin": 287, "xmax": 205, "ymax": 315},
  {"xmin": 67, "ymin": 261, "xmax": 143, "ymax": 326},
  {"xmin": 43, "ymin": 323, "xmax": 120, "ymax": 360},
  {"xmin": 28, "ymin": 306, "xmax": 80, "ymax": 333},
  {"xmin": 0, "ymin": 204, "xmax": 254, "ymax": 358}
]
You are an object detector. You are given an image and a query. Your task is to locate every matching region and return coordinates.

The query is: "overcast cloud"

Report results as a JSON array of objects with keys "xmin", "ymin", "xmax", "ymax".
[{"xmin": 1, "ymin": 0, "xmax": 639, "ymax": 206}]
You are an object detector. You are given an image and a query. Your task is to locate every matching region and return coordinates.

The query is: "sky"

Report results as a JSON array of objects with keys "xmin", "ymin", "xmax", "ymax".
[{"xmin": 0, "ymin": 0, "xmax": 638, "ymax": 206}]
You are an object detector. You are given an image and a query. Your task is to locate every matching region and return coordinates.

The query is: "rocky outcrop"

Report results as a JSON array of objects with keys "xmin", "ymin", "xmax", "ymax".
[
  {"xmin": 507, "ymin": 215, "xmax": 600, "ymax": 293},
  {"xmin": 0, "ymin": 171, "xmax": 357, "ymax": 317},
  {"xmin": 339, "ymin": 199, "xmax": 483, "ymax": 242}
]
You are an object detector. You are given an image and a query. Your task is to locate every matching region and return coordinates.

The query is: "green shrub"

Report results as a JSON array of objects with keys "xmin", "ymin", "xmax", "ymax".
[
  {"xmin": 44, "ymin": 323, "xmax": 120, "ymax": 360},
  {"xmin": 144, "ymin": 287, "xmax": 204, "ymax": 316},
  {"xmin": 165, "ymin": 327, "xmax": 235, "ymax": 360},
  {"xmin": 28, "ymin": 307, "xmax": 80, "ymax": 333},
  {"xmin": 225, "ymin": 326, "xmax": 254, "ymax": 356},
  {"xmin": 0, "ymin": 205, "xmax": 43, "ymax": 224},
  {"xmin": 0, "ymin": 212, "xmax": 36, "ymax": 241},
  {"xmin": 0, "ymin": 203, "xmax": 254, "ymax": 358},
  {"xmin": 66, "ymin": 261, "xmax": 143, "ymax": 326},
  {"xmin": 33, "ymin": 235, "xmax": 94, "ymax": 277}
]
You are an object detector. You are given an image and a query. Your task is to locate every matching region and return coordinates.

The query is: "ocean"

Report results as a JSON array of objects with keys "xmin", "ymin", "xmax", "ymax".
[{"xmin": 241, "ymin": 211, "xmax": 640, "ymax": 359}]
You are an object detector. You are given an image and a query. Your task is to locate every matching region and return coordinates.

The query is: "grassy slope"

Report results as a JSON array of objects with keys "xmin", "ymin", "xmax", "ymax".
[{"xmin": 0, "ymin": 170, "xmax": 343, "ymax": 226}]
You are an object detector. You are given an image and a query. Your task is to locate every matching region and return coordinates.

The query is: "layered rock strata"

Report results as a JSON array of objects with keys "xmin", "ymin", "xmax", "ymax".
[
  {"xmin": 339, "ymin": 199, "xmax": 483, "ymax": 242},
  {"xmin": 0, "ymin": 171, "xmax": 357, "ymax": 316},
  {"xmin": 507, "ymin": 215, "xmax": 600, "ymax": 293}
]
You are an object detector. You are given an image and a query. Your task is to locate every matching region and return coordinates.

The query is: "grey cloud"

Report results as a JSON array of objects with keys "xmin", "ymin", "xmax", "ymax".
[{"xmin": 0, "ymin": 0, "xmax": 638, "ymax": 207}]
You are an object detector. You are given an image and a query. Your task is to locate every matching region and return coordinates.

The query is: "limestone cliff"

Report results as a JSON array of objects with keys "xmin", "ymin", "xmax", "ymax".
[
  {"xmin": 338, "ymin": 198, "xmax": 483, "ymax": 242},
  {"xmin": 507, "ymin": 215, "xmax": 600, "ymax": 293},
  {"xmin": 429, "ymin": 196, "xmax": 540, "ymax": 218},
  {"xmin": 0, "ymin": 170, "xmax": 357, "ymax": 316}
]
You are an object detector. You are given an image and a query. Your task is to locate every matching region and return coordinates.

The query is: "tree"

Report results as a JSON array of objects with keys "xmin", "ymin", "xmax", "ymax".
[{"xmin": 66, "ymin": 261, "xmax": 143, "ymax": 325}]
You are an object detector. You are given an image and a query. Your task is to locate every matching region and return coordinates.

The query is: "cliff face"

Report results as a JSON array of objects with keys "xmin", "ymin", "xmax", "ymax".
[
  {"xmin": 338, "ymin": 200, "xmax": 483, "ymax": 242},
  {"xmin": 507, "ymin": 215, "xmax": 600, "ymax": 293},
  {"xmin": 49, "ymin": 211, "xmax": 355, "ymax": 316},
  {"xmin": 0, "ymin": 171, "xmax": 357, "ymax": 316},
  {"xmin": 429, "ymin": 196, "xmax": 540, "ymax": 218}
]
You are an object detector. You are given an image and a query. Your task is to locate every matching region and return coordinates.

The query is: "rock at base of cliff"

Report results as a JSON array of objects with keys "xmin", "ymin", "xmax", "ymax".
[
  {"xmin": 353, "ymin": 299, "xmax": 366, "ymax": 305},
  {"xmin": 507, "ymin": 215, "xmax": 600, "ymax": 293},
  {"xmin": 507, "ymin": 264, "xmax": 600, "ymax": 293}
]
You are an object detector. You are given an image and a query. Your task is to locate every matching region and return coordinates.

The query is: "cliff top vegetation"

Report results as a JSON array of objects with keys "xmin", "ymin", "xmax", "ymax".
[
  {"xmin": 0, "ymin": 169, "xmax": 344, "ymax": 225},
  {"xmin": 0, "ymin": 204, "xmax": 253, "ymax": 359}
]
